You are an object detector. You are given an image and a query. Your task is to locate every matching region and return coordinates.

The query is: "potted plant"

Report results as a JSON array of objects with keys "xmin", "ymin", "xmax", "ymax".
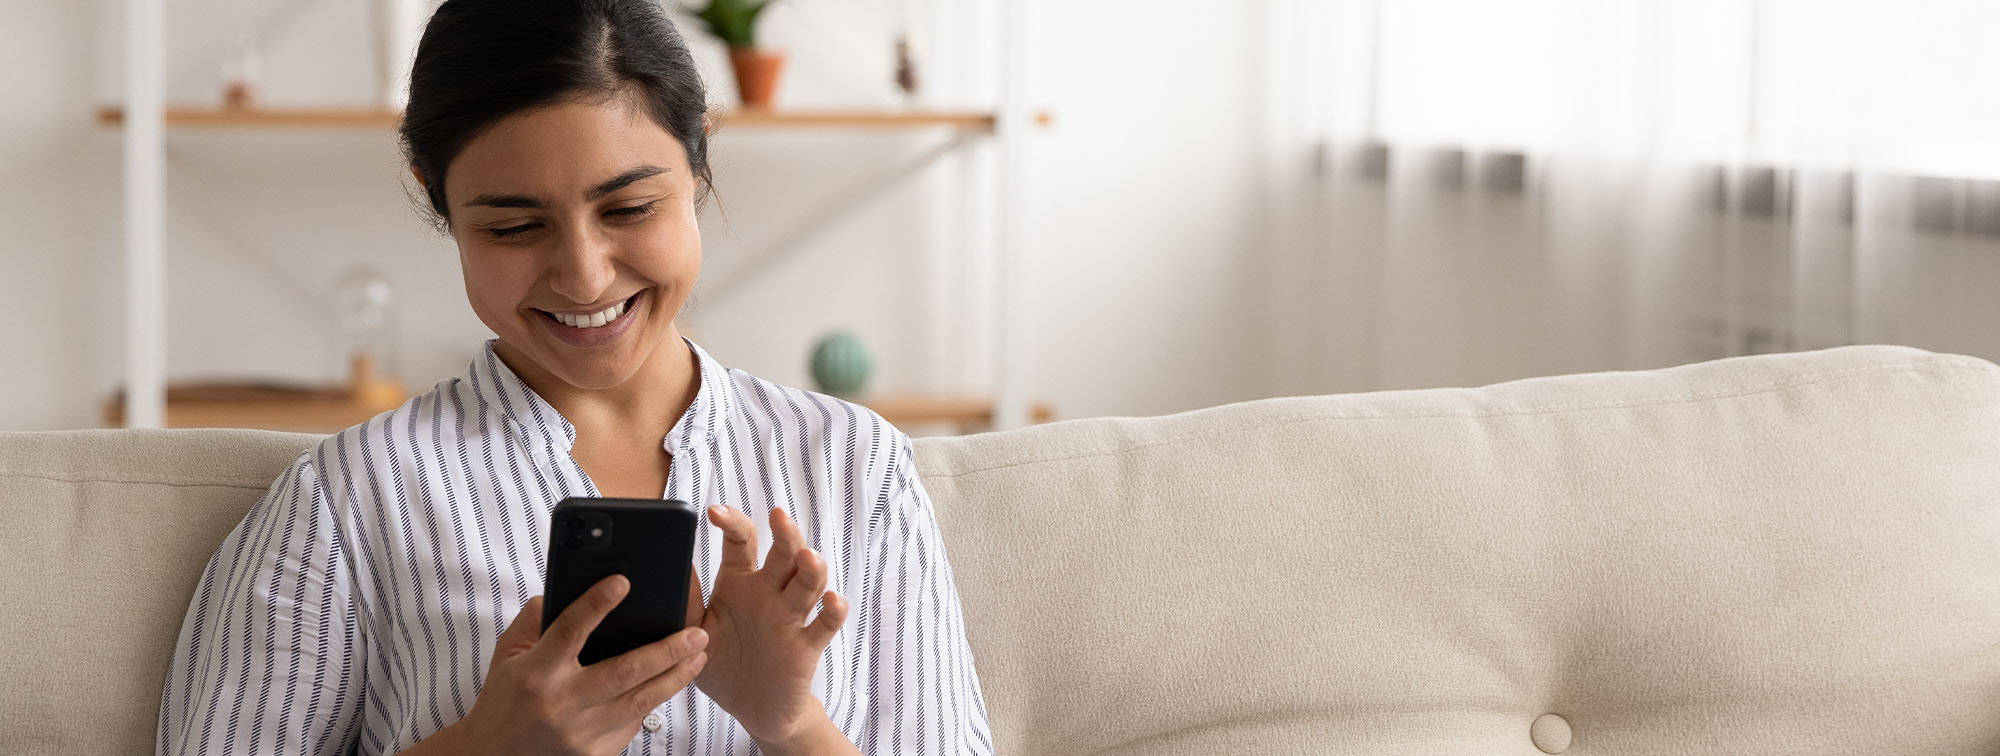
[{"xmin": 688, "ymin": 0, "xmax": 783, "ymax": 108}]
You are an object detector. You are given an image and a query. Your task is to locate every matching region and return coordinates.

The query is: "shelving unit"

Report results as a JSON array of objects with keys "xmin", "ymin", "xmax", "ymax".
[{"xmin": 108, "ymin": 0, "xmax": 1043, "ymax": 435}]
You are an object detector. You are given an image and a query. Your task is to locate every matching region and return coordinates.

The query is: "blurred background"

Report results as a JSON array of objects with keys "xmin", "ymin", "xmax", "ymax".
[{"xmin": 7, "ymin": 0, "xmax": 2000, "ymax": 434}]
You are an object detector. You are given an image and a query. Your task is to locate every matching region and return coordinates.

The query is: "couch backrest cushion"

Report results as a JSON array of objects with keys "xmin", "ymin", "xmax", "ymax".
[
  {"xmin": 0, "ymin": 428, "xmax": 316, "ymax": 754},
  {"xmin": 914, "ymin": 346, "xmax": 2000, "ymax": 756},
  {"xmin": 10, "ymin": 346, "xmax": 2000, "ymax": 756}
]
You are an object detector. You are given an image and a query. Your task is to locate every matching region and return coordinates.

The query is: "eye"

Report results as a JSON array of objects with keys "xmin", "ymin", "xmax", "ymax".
[
  {"xmin": 607, "ymin": 200, "xmax": 659, "ymax": 219},
  {"xmin": 485, "ymin": 222, "xmax": 539, "ymax": 239}
]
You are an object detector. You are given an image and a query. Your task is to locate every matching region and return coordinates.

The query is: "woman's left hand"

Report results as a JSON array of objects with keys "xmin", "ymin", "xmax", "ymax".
[{"xmin": 685, "ymin": 505, "xmax": 849, "ymax": 750}]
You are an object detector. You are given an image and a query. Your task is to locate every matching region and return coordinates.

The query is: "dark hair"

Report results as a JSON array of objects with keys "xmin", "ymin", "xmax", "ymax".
[{"xmin": 398, "ymin": 0, "xmax": 712, "ymax": 229}]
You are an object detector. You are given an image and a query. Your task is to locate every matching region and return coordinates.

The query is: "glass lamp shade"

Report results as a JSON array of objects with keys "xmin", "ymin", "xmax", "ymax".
[{"xmin": 335, "ymin": 269, "xmax": 398, "ymax": 394}]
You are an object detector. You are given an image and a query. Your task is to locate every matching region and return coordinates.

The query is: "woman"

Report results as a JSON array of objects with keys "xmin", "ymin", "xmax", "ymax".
[{"xmin": 156, "ymin": 1, "xmax": 991, "ymax": 754}]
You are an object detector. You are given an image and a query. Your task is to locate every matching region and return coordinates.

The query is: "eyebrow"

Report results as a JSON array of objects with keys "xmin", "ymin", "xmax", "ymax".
[{"xmin": 461, "ymin": 165, "xmax": 670, "ymax": 209}]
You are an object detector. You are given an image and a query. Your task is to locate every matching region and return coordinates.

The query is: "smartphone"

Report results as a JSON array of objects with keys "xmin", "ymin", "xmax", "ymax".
[{"xmin": 541, "ymin": 497, "xmax": 699, "ymax": 666}]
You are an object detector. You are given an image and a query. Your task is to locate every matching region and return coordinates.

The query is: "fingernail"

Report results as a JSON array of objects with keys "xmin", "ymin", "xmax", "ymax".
[{"xmin": 687, "ymin": 628, "xmax": 708, "ymax": 647}]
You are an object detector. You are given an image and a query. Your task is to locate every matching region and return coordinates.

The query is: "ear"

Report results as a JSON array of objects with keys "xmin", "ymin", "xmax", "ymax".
[{"xmin": 408, "ymin": 165, "xmax": 427, "ymax": 189}]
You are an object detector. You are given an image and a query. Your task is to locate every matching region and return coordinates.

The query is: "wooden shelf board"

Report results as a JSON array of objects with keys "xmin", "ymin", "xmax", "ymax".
[
  {"xmin": 95, "ymin": 105, "xmax": 1050, "ymax": 132},
  {"xmin": 103, "ymin": 395, "xmax": 407, "ymax": 433},
  {"xmin": 862, "ymin": 396, "xmax": 1056, "ymax": 429},
  {"xmin": 95, "ymin": 105, "xmax": 397, "ymax": 128},
  {"xmin": 103, "ymin": 392, "xmax": 1052, "ymax": 434},
  {"xmin": 714, "ymin": 108, "xmax": 994, "ymax": 130}
]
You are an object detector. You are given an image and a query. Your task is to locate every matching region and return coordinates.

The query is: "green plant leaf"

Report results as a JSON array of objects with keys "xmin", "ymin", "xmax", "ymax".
[
  {"xmin": 744, "ymin": 1, "xmax": 772, "ymax": 33},
  {"xmin": 687, "ymin": 0, "xmax": 773, "ymax": 49}
]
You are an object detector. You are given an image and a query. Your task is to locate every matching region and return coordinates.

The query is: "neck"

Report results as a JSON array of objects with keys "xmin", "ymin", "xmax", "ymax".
[{"xmin": 495, "ymin": 331, "xmax": 702, "ymax": 443}]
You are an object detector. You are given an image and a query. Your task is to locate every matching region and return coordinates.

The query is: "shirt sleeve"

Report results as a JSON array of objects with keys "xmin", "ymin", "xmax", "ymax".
[
  {"xmin": 158, "ymin": 451, "xmax": 365, "ymax": 756},
  {"xmin": 854, "ymin": 438, "xmax": 995, "ymax": 755}
]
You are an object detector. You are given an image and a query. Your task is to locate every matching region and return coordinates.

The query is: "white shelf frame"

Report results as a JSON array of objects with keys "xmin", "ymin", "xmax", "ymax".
[
  {"xmin": 123, "ymin": 0, "xmax": 166, "ymax": 428},
  {"xmin": 990, "ymin": 0, "xmax": 1031, "ymax": 430}
]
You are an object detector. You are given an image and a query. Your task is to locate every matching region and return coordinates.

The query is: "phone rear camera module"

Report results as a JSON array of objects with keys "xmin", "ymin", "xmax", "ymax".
[
  {"xmin": 562, "ymin": 533, "xmax": 585, "ymax": 550},
  {"xmin": 565, "ymin": 515, "xmax": 586, "ymax": 531}
]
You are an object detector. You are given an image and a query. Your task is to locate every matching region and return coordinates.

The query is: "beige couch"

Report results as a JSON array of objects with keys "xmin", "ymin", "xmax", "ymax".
[{"xmin": 7, "ymin": 345, "xmax": 2000, "ymax": 755}]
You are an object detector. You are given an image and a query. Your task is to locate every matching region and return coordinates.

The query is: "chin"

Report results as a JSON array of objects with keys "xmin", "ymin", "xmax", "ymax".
[
  {"xmin": 549, "ymin": 358, "xmax": 645, "ymax": 392},
  {"xmin": 490, "ymin": 310, "xmax": 678, "ymax": 393}
]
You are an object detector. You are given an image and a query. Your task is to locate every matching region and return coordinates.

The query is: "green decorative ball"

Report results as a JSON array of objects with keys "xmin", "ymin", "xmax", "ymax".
[{"xmin": 809, "ymin": 331, "xmax": 872, "ymax": 397}]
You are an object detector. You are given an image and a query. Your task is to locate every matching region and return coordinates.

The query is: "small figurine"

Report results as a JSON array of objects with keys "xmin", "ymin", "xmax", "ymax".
[
  {"xmin": 894, "ymin": 34, "xmax": 919, "ymax": 103},
  {"xmin": 220, "ymin": 37, "xmax": 262, "ymax": 110}
]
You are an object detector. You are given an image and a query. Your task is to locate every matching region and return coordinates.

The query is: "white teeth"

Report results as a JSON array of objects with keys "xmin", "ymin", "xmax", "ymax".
[{"xmin": 551, "ymin": 299, "xmax": 627, "ymax": 329}]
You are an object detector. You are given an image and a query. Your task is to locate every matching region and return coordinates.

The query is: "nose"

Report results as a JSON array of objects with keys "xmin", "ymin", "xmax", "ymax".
[{"xmin": 546, "ymin": 222, "xmax": 618, "ymax": 304}]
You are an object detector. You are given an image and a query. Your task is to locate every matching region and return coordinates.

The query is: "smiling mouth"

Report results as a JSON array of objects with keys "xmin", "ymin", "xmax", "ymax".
[{"xmin": 541, "ymin": 293, "xmax": 639, "ymax": 329}]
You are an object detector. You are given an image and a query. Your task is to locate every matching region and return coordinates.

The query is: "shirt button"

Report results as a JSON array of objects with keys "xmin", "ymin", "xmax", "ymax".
[{"xmin": 642, "ymin": 712, "xmax": 664, "ymax": 733}]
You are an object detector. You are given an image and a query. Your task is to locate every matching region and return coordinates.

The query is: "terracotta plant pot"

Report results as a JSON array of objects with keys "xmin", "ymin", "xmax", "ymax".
[{"xmin": 729, "ymin": 48, "xmax": 785, "ymax": 108}]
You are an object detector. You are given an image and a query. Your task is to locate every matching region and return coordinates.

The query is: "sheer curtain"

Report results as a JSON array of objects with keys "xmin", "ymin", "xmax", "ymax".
[{"xmin": 1278, "ymin": 0, "xmax": 2000, "ymax": 392}]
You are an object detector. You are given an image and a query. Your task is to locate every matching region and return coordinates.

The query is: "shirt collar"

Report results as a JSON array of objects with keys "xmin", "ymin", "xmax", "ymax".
[
  {"xmin": 467, "ymin": 337, "xmax": 733, "ymax": 454},
  {"xmin": 664, "ymin": 339, "xmax": 734, "ymax": 452}
]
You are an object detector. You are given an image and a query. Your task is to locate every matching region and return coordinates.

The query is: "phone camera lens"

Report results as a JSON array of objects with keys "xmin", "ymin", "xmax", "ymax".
[
  {"xmin": 562, "ymin": 533, "xmax": 585, "ymax": 549},
  {"xmin": 565, "ymin": 515, "xmax": 586, "ymax": 531}
]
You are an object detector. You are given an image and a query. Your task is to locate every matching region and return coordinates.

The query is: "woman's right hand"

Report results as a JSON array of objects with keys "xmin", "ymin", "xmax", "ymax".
[{"xmin": 424, "ymin": 576, "xmax": 709, "ymax": 756}]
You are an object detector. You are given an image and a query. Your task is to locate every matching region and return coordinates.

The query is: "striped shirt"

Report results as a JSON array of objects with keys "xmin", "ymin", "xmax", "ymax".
[{"xmin": 158, "ymin": 339, "xmax": 993, "ymax": 756}]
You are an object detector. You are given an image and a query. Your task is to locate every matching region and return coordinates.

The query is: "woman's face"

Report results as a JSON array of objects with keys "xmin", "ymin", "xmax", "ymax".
[{"xmin": 441, "ymin": 93, "xmax": 701, "ymax": 394}]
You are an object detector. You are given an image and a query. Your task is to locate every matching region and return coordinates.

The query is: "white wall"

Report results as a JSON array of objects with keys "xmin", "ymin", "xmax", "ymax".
[
  {"xmin": 1016, "ymin": 0, "xmax": 1277, "ymax": 418},
  {"xmin": 0, "ymin": 0, "xmax": 1282, "ymax": 431},
  {"xmin": 1, "ymin": 0, "xmax": 125, "ymax": 431}
]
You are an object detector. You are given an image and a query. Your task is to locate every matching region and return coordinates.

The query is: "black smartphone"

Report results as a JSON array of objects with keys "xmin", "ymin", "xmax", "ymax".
[{"xmin": 541, "ymin": 497, "xmax": 699, "ymax": 666}]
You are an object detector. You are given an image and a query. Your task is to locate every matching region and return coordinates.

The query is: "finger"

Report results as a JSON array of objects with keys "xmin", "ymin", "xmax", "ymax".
[
  {"xmin": 491, "ymin": 596, "xmax": 545, "ymax": 665},
  {"xmin": 805, "ymin": 591, "xmax": 848, "ymax": 646},
  {"xmin": 768, "ymin": 504, "xmax": 803, "ymax": 545},
  {"xmin": 506, "ymin": 596, "xmax": 546, "ymax": 643},
  {"xmin": 781, "ymin": 548, "xmax": 829, "ymax": 614},
  {"xmin": 763, "ymin": 506, "xmax": 804, "ymax": 579},
  {"xmin": 618, "ymin": 650, "xmax": 708, "ymax": 723},
  {"xmin": 540, "ymin": 574, "xmax": 629, "ymax": 662},
  {"xmin": 582, "ymin": 626, "xmax": 708, "ymax": 703},
  {"xmin": 708, "ymin": 505, "xmax": 759, "ymax": 573}
]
